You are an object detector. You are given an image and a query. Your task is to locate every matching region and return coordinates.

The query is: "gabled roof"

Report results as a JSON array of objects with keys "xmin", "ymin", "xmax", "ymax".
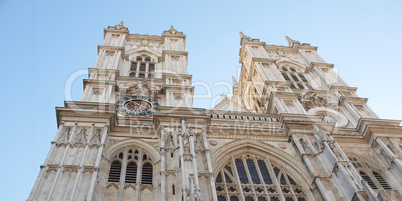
[{"xmin": 212, "ymin": 98, "xmax": 248, "ymax": 112}]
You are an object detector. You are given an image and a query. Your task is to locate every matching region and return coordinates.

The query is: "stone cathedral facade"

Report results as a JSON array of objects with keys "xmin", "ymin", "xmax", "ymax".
[{"xmin": 28, "ymin": 22, "xmax": 402, "ymax": 201}]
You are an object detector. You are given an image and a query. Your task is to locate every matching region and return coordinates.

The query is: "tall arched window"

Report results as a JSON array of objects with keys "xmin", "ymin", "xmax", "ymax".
[
  {"xmin": 129, "ymin": 55, "xmax": 155, "ymax": 78},
  {"xmin": 348, "ymin": 155, "xmax": 392, "ymax": 190},
  {"xmin": 215, "ymin": 154, "xmax": 306, "ymax": 201},
  {"xmin": 107, "ymin": 148, "xmax": 153, "ymax": 185}
]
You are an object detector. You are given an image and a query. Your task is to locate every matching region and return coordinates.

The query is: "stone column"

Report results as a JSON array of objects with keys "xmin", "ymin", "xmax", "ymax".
[
  {"xmin": 69, "ymin": 124, "xmax": 95, "ymax": 201},
  {"xmin": 86, "ymin": 124, "xmax": 108, "ymax": 201},
  {"xmin": 47, "ymin": 122, "xmax": 78, "ymax": 200}
]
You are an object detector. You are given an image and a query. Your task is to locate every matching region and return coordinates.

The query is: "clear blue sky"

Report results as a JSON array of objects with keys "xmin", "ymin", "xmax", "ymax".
[{"xmin": 0, "ymin": 0, "xmax": 401, "ymax": 200}]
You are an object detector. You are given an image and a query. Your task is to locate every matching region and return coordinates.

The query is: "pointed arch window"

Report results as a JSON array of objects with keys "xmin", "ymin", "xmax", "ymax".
[
  {"xmin": 107, "ymin": 148, "xmax": 153, "ymax": 187},
  {"xmin": 215, "ymin": 154, "xmax": 307, "ymax": 201},
  {"xmin": 348, "ymin": 155, "xmax": 392, "ymax": 190}
]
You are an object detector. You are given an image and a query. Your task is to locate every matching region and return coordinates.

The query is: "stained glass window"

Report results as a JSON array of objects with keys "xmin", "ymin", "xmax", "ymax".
[
  {"xmin": 258, "ymin": 160, "xmax": 272, "ymax": 184},
  {"xmin": 247, "ymin": 159, "xmax": 260, "ymax": 184},
  {"xmin": 235, "ymin": 159, "xmax": 248, "ymax": 184},
  {"xmin": 225, "ymin": 173, "xmax": 233, "ymax": 183},
  {"xmin": 215, "ymin": 154, "xmax": 306, "ymax": 201},
  {"xmin": 230, "ymin": 196, "xmax": 240, "ymax": 201},
  {"xmin": 245, "ymin": 197, "xmax": 254, "ymax": 201},
  {"xmin": 280, "ymin": 174, "xmax": 287, "ymax": 185},
  {"xmin": 216, "ymin": 172, "xmax": 223, "ymax": 183}
]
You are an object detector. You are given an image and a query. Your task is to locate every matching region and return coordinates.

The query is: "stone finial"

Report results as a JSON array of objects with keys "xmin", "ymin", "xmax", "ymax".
[
  {"xmin": 285, "ymin": 35, "xmax": 300, "ymax": 47},
  {"xmin": 168, "ymin": 25, "xmax": 177, "ymax": 34},
  {"xmin": 220, "ymin": 93, "xmax": 227, "ymax": 100},
  {"xmin": 240, "ymin": 31, "xmax": 250, "ymax": 39},
  {"xmin": 232, "ymin": 76, "xmax": 238, "ymax": 85},
  {"xmin": 119, "ymin": 20, "xmax": 124, "ymax": 26},
  {"xmin": 239, "ymin": 31, "xmax": 252, "ymax": 41}
]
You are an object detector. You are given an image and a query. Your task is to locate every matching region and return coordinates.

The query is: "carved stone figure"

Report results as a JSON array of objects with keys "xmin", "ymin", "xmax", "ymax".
[
  {"xmin": 194, "ymin": 133, "xmax": 204, "ymax": 152},
  {"xmin": 165, "ymin": 132, "xmax": 175, "ymax": 150}
]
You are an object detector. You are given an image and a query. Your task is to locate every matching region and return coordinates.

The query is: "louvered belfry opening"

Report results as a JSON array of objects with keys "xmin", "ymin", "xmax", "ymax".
[
  {"xmin": 373, "ymin": 171, "xmax": 391, "ymax": 190},
  {"xmin": 107, "ymin": 148, "xmax": 153, "ymax": 186},
  {"xmin": 108, "ymin": 160, "xmax": 122, "ymax": 182},
  {"xmin": 125, "ymin": 161, "xmax": 137, "ymax": 183},
  {"xmin": 349, "ymin": 155, "xmax": 393, "ymax": 191},
  {"xmin": 360, "ymin": 171, "xmax": 377, "ymax": 189},
  {"xmin": 141, "ymin": 162, "xmax": 153, "ymax": 185}
]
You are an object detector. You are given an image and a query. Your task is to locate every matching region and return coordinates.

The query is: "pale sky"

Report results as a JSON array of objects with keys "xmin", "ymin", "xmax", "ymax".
[{"xmin": 1, "ymin": 0, "xmax": 401, "ymax": 200}]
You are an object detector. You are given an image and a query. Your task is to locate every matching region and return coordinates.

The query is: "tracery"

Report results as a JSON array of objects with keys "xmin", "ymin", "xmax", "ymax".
[{"xmin": 215, "ymin": 154, "xmax": 306, "ymax": 201}]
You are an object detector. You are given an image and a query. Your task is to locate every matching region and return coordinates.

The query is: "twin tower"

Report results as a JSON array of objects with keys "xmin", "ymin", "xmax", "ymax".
[{"xmin": 28, "ymin": 22, "xmax": 402, "ymax": 201}]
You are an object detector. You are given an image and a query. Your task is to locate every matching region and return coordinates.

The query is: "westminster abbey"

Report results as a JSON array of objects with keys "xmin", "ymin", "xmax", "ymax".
[{"xmin": 28, "ymin": 22, "xmax": 402, "ymax": 201}]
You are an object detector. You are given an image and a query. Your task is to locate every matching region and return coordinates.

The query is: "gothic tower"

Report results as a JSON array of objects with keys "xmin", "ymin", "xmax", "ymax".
[{"xmin": 28, "ymin": 23, "xmax": 402, "ymax": 201}]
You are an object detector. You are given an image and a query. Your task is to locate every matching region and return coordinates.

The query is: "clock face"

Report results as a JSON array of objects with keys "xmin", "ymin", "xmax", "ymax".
[{"xmin": 116, "ymin": 96, "xmax": 159, "ymax": 117}]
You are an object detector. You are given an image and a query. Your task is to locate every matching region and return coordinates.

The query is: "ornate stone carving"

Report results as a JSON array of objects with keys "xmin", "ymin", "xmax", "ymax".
[
  {"xmin": 171, "ymin": 55, "xmax": 180, "ymax": 61},
  {"xmin": 124, "ymin": 183, "xmax": 136, "ymax": 190},
  {"xmin": 186, "ymin": 174, "xmax": 201, "ymax": 201},
  {"xmin": 118, "ymin": 81, "xmax": 151, "ymax": 97},
  {"xmin": 140, "ymin": 184, "xmax": 153, "ymax": 191},
  {"xmin": 71, "ymin": 128, "xmax": 87, "ymax": 147},
  {"xmin": 57, "ymin": 127, "xmax": 71, "ymax": 146},
  {"xmin": 194, "ymin": 133, "xmax": 204, "ymax": 152},
  {"xmin": 313, "ymin": 140, "xmax": 323, "ymax": 153},
  {"xmin": 182, "ymin": 130, "xmax": 191, "ymax": 156},
  {"xmin": 299, "ymin": 92, "xmax": 337, "ymax": 110},
  {"xmin": 89, "ymin": 128, "xmax": 102, "ymax": 147},
  {"xmin": 106, "ymin": 50, "xmax": 115, "ymax": 56},
  {"xmin": 165, "ymin": 132, "xmax": 175, "ymax": 150},
  {"xmin": 318, "ymin": 113, "xmax": 338, "ymax": 123},
  {"xmin": 300, "ymin": 138, "xmax": 312, "ymax": 155},
  {"xmin": 106, "ymin": 183, "xmax": 119, "ymax": 189},
  {"xmin": 126, "ymin": 39, "xmax": 164, "ymax": 52},
  {"xmin": 83, "ymin": 167, "xmax": 95, "ymax": 173}
]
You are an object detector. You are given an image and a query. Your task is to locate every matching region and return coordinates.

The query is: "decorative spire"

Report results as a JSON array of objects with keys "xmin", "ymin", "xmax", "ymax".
[
  {"xmin": 285, "ymin": 35, "xmax": 300, "ymax": 47},
  {"xmin": 232, "ymin": 76, "xmax": 238, "ymax": 85},
  {"xmin": 168, "ymin": 25, "xmax": 177, "ymax": 34},
  {"xmin": 115, "ymin": 20, "xmax": 125, "ymax": 30},
  {"xmin": 239, "ymin": 31, "xmax": 252, "ymax": 41}
]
